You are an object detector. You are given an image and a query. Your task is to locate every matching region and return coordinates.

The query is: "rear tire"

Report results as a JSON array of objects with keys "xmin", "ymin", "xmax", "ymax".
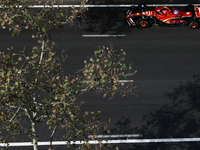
[
  {"xmin": 188, "ymin": 19, "xmax": 199, "ymax": 29},
  {"xmin": 185, "ymin": 4, "xmax": 195, "ymax": 17},
  {"xmin": 189, "ymin": 22, "xmax": 198, "ymax": 29},
  {"xmin": 185, "ymin": 4, "xmax": 194, "ymax": 12}
]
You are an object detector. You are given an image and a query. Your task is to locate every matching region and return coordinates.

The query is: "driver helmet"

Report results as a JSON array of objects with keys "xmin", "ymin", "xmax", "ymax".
[{"xmin": 174, "ymin": 10, "xmax": 179, "ymax": 14}]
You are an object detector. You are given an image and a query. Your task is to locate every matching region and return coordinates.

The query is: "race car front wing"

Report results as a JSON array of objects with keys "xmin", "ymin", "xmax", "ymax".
[
  {"xmin": 126, "ymin": 9, "xmax": 137, "ymax": 26},
  {"xmin": 126, "ymin": 18, "xmax": 136, "ymax": 26}
]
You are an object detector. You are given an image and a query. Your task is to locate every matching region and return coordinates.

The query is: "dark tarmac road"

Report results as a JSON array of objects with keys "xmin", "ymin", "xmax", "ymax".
[{"xmin": 1, "ymin": 5, "xmax": 200, "ymax": 150}]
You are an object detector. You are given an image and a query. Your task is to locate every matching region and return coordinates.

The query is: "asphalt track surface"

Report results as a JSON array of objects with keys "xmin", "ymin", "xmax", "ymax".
[{"xmin": 1, "ymin": 6, "xmax": 200, "ymax": 150}]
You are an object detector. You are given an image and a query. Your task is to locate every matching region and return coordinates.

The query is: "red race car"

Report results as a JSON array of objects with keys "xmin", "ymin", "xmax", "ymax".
[{"xmin": 126, "ymin": 4, "xmax": 200, "ymax": 29}]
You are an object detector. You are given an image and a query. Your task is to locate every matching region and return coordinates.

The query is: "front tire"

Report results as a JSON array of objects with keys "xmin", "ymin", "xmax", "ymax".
[
  {"xmin": 138, "ymin": 19, "xmax": 149, "ymax": 28},
  {"xmin": 137, "ymin": 3, "xmax": 147, "ymax": 12}
]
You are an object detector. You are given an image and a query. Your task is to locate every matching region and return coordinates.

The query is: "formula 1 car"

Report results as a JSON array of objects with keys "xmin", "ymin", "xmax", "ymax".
[{"xmin": 126, "ymin": 4, "xmax": 200, "ymax": 29}]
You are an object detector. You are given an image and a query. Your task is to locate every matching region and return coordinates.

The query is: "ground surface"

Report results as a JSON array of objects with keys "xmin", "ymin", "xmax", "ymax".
[{"xmin": 1, "ymin": 3, "xmax": 200, "ymax": 150}]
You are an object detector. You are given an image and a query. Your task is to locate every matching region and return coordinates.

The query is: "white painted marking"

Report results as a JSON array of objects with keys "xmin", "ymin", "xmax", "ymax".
[
  {"xmin": 0, "ymin": 4, "xmax": 199, "ymax": 8},
  {"xmin": 1, "ymin": 138, "xmax": 200, "ymax": 146},
  {"xmin": 82, "ymin": 35, "xmax": 126, "ymax": 37},
  {"xmin": 88, "ymin": 134, "xmax": 142, "ymax": 138},
  {"xmin": 86, "ymin": 80, "xmax": 134, "ymax": 83},
  {"xmin": 119, "ymin": 80, "xmax": 134, "ymax": 83}
]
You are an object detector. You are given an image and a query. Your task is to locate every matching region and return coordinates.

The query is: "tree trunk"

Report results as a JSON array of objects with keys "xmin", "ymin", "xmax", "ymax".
[
  {"xmin": 25, "ymin": 110, "xmax": 38, "ymax": 150},
  {"xmin": 32, "ymin": 121, "xmax": 38, "ymax": 150},
  {"xmin": 31, "ymin": 38, "xmax": 45, "ymax": 150},
  {"xmin": 49, "ymin": 122, "xmax": 58, "ymax": 150}
]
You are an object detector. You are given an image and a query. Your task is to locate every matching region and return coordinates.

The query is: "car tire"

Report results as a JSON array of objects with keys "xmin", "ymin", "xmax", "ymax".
[
  {"xmin": 189, "ymin": 22, "xmax": 198, "ymax": 29},
  {"xmin": 188, "ymin": 19, "xmax": 199, "ymax": 29},
  {"xmin": 185, "ymin": 4, "xmax": 195, "ymax": 17},
  {"xmin": 185, "ymin": 4, "xmax": 194, "ymax": 12},
  {"xmin": 138, "ymin": 19, "xmax": 149, "ymax": 28},
  {"xmin": 137, "ymin": 3, "xmax": 147, "ymax": 12}
]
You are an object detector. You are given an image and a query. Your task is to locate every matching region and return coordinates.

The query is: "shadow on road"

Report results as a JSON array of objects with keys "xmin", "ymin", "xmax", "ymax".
[
  {"xmin": 82, "ymin": 8, "xmax": 135, "ymax": 34},
  {"xmin": 109, "ymin": 76, "xmax": 200, "ymax": 149},
  {"xmin": 110, "ymin": 117, "xmax": 135, "ymax": 135}
]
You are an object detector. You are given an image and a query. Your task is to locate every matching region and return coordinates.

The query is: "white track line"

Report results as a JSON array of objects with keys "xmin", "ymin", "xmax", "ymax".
[
  {"xmin": 82, "ymin": 35, "xmax": 126, "ymax": 37},
  {"xmin": 88, "ymin": 134, "xmax": 142, "ymax": 138},
  {"xmin": 81, "ymin": 80, "xmax": 134, "ymax": 91},
  {"xmin": 118, "ymin": 80, "xmax": 134, "ymax": 83},
  {"xmin": 1, "ymin": 138, "xmax": 200, "ymax": 146},
  {"xmin": 85, "ymin": 80, "xmax": 134, "ymax": 83},
  {"xmin": 0, "ymin": 4, "xmax": 200, "ymax": 8}
]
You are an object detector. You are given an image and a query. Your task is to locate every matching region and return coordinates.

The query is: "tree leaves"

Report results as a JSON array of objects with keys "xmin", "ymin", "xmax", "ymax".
[
  {"xmin": 31, "ymin": 49, "xmax": 37, "ymax": 53},
  {"xmin": 0, "ymin": 0, "xmax": 89, "ymax": 40},
  {"xmin": 0, "ymin": 1, "xmax": 137, "ymax": 149},
  {"xmin": 18, "ymin": 57, "xmax": 22, "ymax": 61},
  {"xmin": 81, "ymin": 46, "xmax": 137, "ymax": 98}
]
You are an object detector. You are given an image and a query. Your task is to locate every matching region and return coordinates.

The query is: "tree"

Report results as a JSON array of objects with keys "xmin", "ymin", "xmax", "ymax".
[
  {"xmin": 0, "ymin": 0, "xmax": 137, "ymax": 150},
  {"xmin": 0, "ymin": 45, "xmax": 136, "ymax": 150}
]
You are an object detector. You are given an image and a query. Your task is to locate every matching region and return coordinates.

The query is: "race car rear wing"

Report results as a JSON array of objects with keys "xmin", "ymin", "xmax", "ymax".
[{"xmin": 194, "ymin": 6, "xmax": 200, "ymax": 18}]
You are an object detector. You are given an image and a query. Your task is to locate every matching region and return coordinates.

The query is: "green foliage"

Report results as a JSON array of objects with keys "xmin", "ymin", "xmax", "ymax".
[
  {"xmin": 0, "ymin": 44, "xmax": 116, "ymax": 149},
  {"xmin": 0, "ymin": 43, "xmax": 65, "ymax": 146},
  {"xmin": 0, "ymin": 0, "xmax": 88, "ymax": 39},
  {"xmin": 0, "ymin": 1, "xmax": 137, "ymax": 150},
  {"xmin": 82, "ymin": 46, "xmax": 137, "ymax": 98},
  {"xmin": 0, "ymin": 45, "xmax": 137, "ymax": 149}
]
